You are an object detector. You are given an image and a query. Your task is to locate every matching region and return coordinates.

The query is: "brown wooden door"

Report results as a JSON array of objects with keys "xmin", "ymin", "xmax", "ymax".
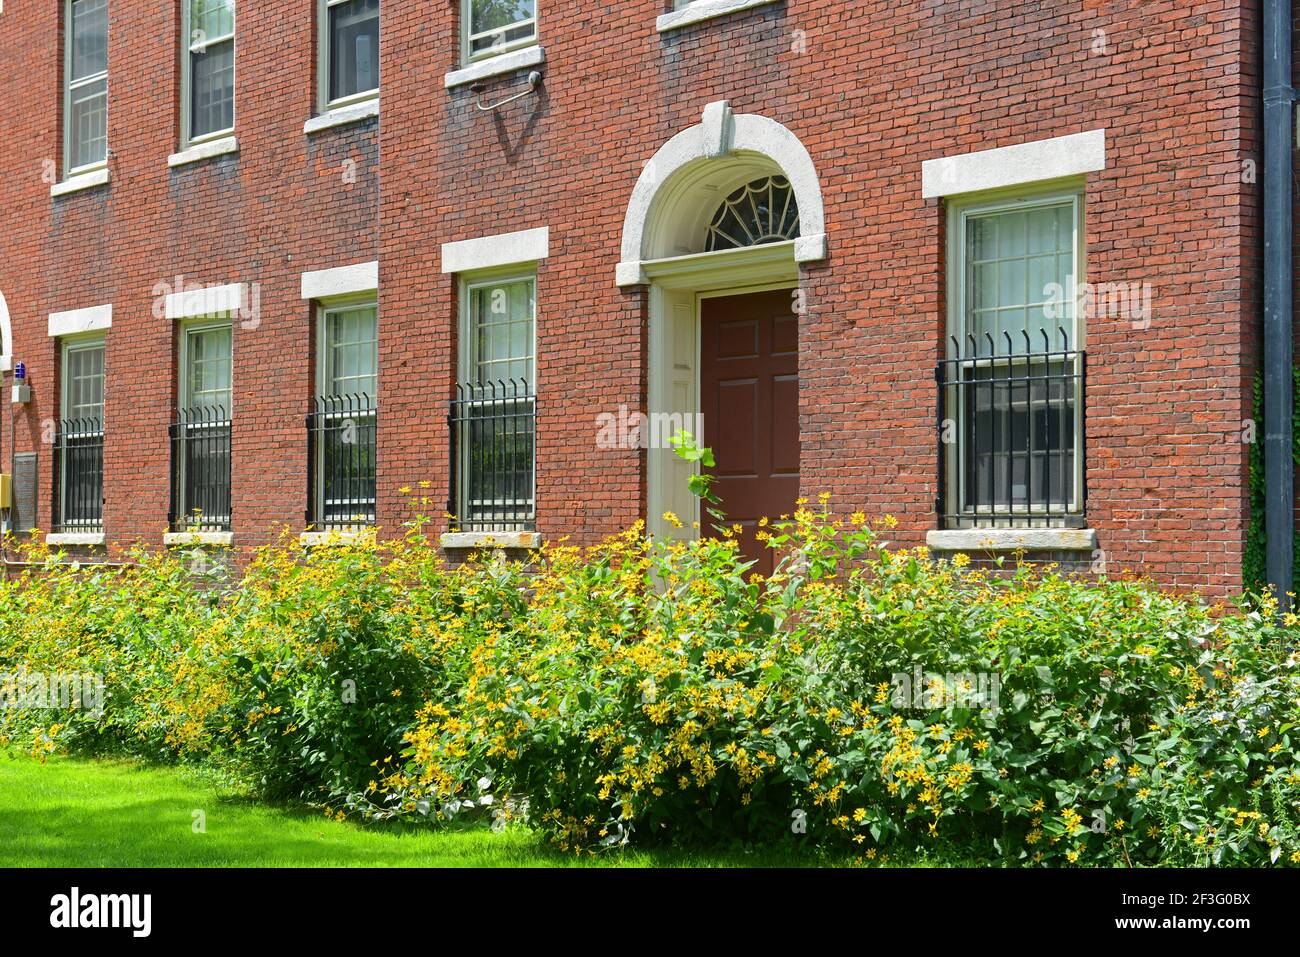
[{"xmin": 700, "ymin": 289, "xmax": 800, "ymax": 577}]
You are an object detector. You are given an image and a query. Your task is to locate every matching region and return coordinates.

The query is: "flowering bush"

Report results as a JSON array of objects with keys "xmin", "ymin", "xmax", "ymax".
[
  {"xmin": 3, "ymin": 495, "xmax": 1299, "ymax": 866},
  {"xmin": 376, "ymin": 506, "xmax": 1300, "ymax": 866}
]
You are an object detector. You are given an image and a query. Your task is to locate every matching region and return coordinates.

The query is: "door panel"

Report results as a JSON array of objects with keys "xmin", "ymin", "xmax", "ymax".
[{"xmin": 701, "ymin": 289, "xmax": 800, "ymax": 577}]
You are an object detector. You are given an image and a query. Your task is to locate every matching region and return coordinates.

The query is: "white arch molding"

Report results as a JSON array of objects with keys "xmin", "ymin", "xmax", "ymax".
[
  {"xmin": 618, "ymin": 102, "xmax": 828, "ymax": 542},
  {"xmin": 616, "ymin": 101, "xmax": 828, "ymax": 285},
  {"xmin": 0, "ymin": 290, "xmax": 12, "ymax": 373}
]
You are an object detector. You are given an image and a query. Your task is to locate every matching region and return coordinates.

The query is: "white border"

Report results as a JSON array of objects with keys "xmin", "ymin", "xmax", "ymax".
[
  {"xmin": 922, "ymin": 130, "xmax": 1106, "ymax": 199},
  {"xmin": 441, "ymin": 227, "xmax": 549, "ymax": 274},
  {"xmin": 657, "ymin": 0, "xmax": 781, "ymax": 33},
  {"xmin": 48, "ymin": 303, "xmax": 112, "ymax": 338},
  {"xmin": 301, "ymin": 261, "xmax": 379, "ymax": 300}
]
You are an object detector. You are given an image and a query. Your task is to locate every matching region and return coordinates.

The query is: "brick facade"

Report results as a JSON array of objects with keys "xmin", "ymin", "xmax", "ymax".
[{"xmin": 0, "ymin": 1, "xmax": 1275, "ymax": 596}]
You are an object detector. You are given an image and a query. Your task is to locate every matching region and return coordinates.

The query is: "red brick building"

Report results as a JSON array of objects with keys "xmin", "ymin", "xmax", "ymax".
[{"xmin": 0, "ymin": 1, "xmax": 1282, "ymax": 596}]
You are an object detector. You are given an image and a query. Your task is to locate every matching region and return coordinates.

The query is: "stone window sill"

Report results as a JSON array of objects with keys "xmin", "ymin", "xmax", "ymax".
[
  {"xmin": 445, "ymin": 46, "xmax": 544, "ymax": 89},
  {"xmin": 440, "ymin": 531, "xmax": 542, "ymax": 550},
  {"xmin": 925, "ymin": 529, "xmax": 1097, "ymax": 553},
  {"xmin": 168, "ymin": 135, "xmax": 239, "ymax": 168},
  {"xmin": 304, "ymin": 98, "xmax": 379, "ymax": 134},
  {"xmin": 51, "ymin": 167, "xmax": 110, "ymax": 198},
  {"xmin": 164, "ymin": 531, "xmax": 234, "ymax": 547},
  {"xmin": 46, "ymin": 532, "xmax": 106, "ymax": 547},
  {"xmin": 299, "ymin": 529, "xmax": 373, "ymax": 546},
  {"xmin": 656, "ymin": 0, "xmax": 781, "ymax": 33}
]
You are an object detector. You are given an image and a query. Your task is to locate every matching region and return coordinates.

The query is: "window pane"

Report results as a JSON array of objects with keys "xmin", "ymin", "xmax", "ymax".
[
  {"xmin": 468, "ymin": 279, "xmax": 533, "ymax": 386},
  {"xmin": 190, "ymin": 0, "xmax": 235, "ymax": 42},
  {"xmin": 324, "ymin": 305, "xmax": 378, "ymax": 398},
  {"xmin": 65, "ymin": 344, "xmax": 105, "ymax": 422},
  {"xmin": 468, "ymin": 0, "xmax": 536, "ymax": 58},
  {"xmin": 330, "ymin": 0, "xmax": 379, "ymax": 102},
  {"xmin": 191, "ymin": 39, "xmax": 235, "ymax": 138},
  {"xmin": 70, "ymin": 0, "xmax": 108, "ymax": 81},
  {"xmin": 186, "ymin": 326, "xmax": 232, "ymax": 411},
  {"xmin": 961, "ymin": 359, "xmax": 1076, "ymax": 512},
  {"xmin": 70, "ymin": 77, "xmax": 108, "ymax": 170},
  {"xmin": 966, "ymin": 203, "xmax": 1074, "ymax": 348}
]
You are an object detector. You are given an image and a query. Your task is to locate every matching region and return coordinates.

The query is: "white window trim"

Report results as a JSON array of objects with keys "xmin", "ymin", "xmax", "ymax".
[
  {"xmin": 312, "ymin": 299, "xmax": 378, "ymax": 528},
  {"xmin": 48, "ymin": 303, "xmax": 112, "ymax": 338},
  {"xmin": 174, "ymin": 318, "xmax": 233, "ymax": 530},
  {"xmin": 926, "ymin": 528, "xmax": 1097, "ymax": 553},
  {"xmin": 922, "ymin": 130, "xmax": 1106, "ymax": 200},
  {"xmin": 943, "ymin": 185, "xmax": 1087, "ymax": 524},
  {"xmin": 301, "ymin": 261, "xmax": 378, "ymax": 300},
  {"xmin": 460, "ymin": 0, "xmax": 537, "ymax": 67},
  {"xmin": 58, "ymin": 335, "xmax": 106, "ymax": 535},
  {"xmin": 453, "ymin": 270, "xmax": 538, "ymax": 534},
  {"xmin": 164, "ymin": 282, "xmax": 246, "ymax": 320},
  {"xmin": 164, "ymin": 530, "xmax": 233, "ymax": 546},
  {"xmin": 51, "ymin": 166, "xmax": 110, "ymax": 197},
  {"xmin": 439, "ymin": 531, "xmax": 541, "ymax": 550},
  {"xmin": 63, "ymin": 0, "xmax": 109, "ymax": 179},
  {"xmin": 657, "ymin": 0, "xmax": 781, "ymax": 34},
  {"xmin": 47, "ymin": 532, "xmax": 107, "ymax": 547},
  {"xmin": 444, "ymin": 44, "xmax": 544, "ymax": 89},
  {"xmin": 440, "ymin": 227, "xmax": 549, "ymax": 274},
  {"xmin": 179, "ymin": 0, "xmax": 236, "ymax": 151},
  {"xmin": 304, "ymin": 97, "xmax": 379, "ymax": 135},
  {"xmin": 168, "ymin": 134, "xmax": 238, "ymax": 168},
  {"xmin": 317, "ymin": 0, "xmax": 379, "ymax": 114}
]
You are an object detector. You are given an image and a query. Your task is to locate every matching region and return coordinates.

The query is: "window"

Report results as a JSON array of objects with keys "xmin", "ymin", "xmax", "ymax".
[
  {"xmin": 56, "ymin": 338, "xmax": 105, "ymax": 532},
  {"xmin": 462, "ymin": 0, "xmax": 536, "ymax": 64},
  {"xmin": 320, "ymin": 0, "xmax": 379, "ymax": 108},
  {"xmin": 64, "ymin": 0, "xmax": 108, "ymax": 175},
  {"xmin": 451, "ymin": 274, "xmax": 536, "ymax": 532},
  {"xmin": 182, "ymin": 0, "xmax": 235, "ymax": 146},
  {"xmin": 939, "ymin": 191, "xmax": 1085, "ymax": 528},
  {"xmin": 705, "ymin": 175, "xmax": 800, "ymax": 252},
  {"xmin": 171, "ymin": 321, "xmax": 232, "ymax": 530},
  {"xmin": 309, "ymin": 302, "xmax": 377, "ymax": 529}
]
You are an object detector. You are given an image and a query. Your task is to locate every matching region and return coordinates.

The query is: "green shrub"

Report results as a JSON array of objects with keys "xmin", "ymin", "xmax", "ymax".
[
  {"xmin": 3, "ymin": 493, "xmax": 1298, "ymax": 866},
  {"xmin": 378, "ymin": 507, "xmax": 1300, "ymax": 866}
]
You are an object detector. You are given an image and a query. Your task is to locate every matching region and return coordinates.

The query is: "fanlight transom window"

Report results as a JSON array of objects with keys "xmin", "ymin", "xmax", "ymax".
[{"xmin": 705, "ymin": 175, "xmax": 800, "ymax": 252}]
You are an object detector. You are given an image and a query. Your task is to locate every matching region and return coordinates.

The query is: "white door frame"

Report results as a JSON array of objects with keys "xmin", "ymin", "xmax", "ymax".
[{"xmin": 645, "ymin": 242, "xmax": 800, "ymax": 541}]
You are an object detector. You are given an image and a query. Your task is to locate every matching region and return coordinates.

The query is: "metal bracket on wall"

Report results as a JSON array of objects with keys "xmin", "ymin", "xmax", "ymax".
[{"xmin": 472, "ymin": 71, "xmax": 542, "ymax": 112}]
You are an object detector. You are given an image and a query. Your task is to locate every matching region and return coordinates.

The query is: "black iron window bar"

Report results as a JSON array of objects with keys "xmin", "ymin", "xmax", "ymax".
[
  {"xmin": 938, "ymin": 328, "xmax": 1086, "ymax": 529},
  {"xmin": 169, "ymin": 405, "xmax": 232, "ymax": 532},
  {"xmin": 306, "ymin": 393, "xmax": 378, "ymax": 530},
  {"xmin": 448, "ymin": 379, "xmax": 536, "ymax": 533},
  {"xmin": 53, "ymin": 417, "xmax": 104, "ymax": 533}
]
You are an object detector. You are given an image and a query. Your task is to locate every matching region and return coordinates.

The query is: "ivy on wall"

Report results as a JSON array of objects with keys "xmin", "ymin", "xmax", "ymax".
[{"xmin": 1244, "ymin": 368, "xmax": 1300, "ymax": 594}]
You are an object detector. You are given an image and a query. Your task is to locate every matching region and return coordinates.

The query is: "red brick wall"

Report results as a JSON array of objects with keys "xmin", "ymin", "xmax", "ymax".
[
  {"xmin": 0, "ymin": 0, "xmax": 378, "ymax": 547},
  {"xmin": 0, "ymin": 1, "xmax": 1265, "ymax": 596}
]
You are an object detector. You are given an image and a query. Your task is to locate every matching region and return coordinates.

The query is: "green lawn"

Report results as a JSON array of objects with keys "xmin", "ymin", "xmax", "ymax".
[{"xmin": 0, "ymin": 754, "xmax": 881, "ymax": 868}]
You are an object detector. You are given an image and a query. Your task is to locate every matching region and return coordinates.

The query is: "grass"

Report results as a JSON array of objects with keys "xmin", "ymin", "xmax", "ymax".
[{"xmin": 0, "ymin": 753, "xmax": 897, "ymax": 868}]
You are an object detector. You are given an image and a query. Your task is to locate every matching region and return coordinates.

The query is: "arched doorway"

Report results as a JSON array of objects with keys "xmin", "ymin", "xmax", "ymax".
[{"xmin": 617, "ymin": 102, "xmax": 827, "ymax": 568}]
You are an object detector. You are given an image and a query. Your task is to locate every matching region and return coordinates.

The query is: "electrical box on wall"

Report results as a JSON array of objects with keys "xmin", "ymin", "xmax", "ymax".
[
  {"xmin": 11, "ymin": 383, "xmax": 30, "ymax": 404},
  {"xmin": 0, "ymin": 474, "xmax": 10, "ymax": 509}
]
